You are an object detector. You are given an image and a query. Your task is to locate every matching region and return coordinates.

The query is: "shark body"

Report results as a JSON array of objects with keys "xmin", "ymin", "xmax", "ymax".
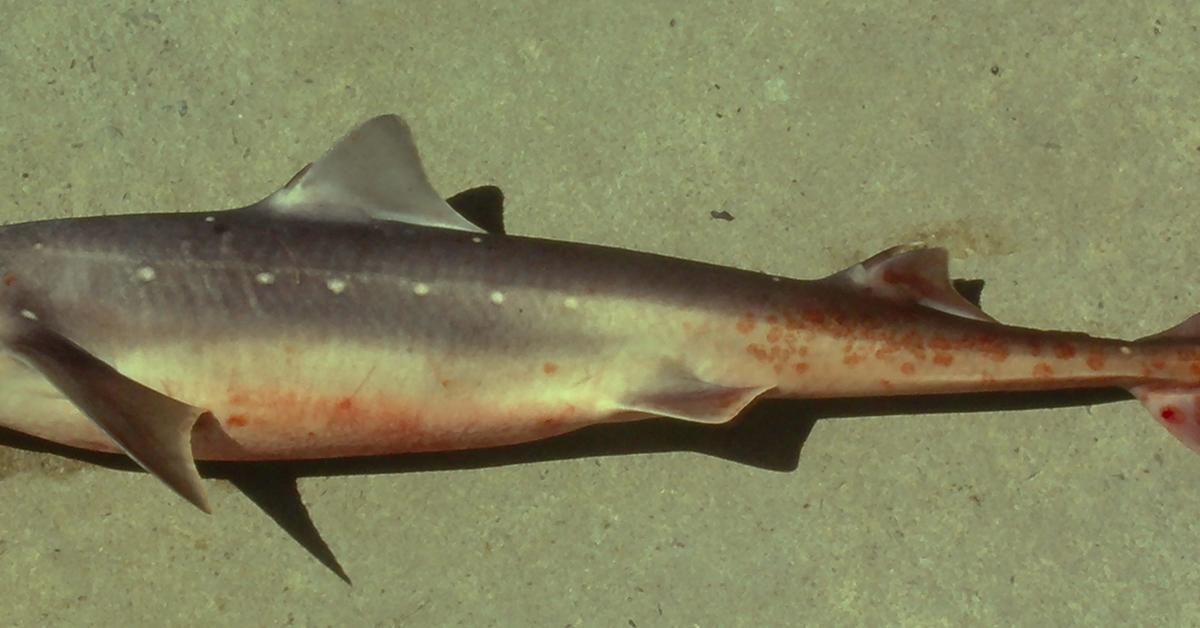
[{"xmin": 2, "ymin": 115, "xmax": 1198, "ymax": 512}]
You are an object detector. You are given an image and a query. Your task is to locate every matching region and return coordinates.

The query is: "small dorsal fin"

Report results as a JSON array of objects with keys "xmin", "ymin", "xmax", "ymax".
[
  {"xmin": 825, "ymin": 243, "xmax": 996, "ymax": 322},
  {"xmin": 257, "ymin": 115, "xmax": 485, "ymax": 233}
]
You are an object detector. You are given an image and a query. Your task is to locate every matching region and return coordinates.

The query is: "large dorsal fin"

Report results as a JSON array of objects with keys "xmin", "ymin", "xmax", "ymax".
[
  {"xmin": 257, "ymin": 115, "xmax": 485, "ymax": 233},
  {"xmin": 824, "ymin": 243, "xmax": 996, "ymax": 322}
]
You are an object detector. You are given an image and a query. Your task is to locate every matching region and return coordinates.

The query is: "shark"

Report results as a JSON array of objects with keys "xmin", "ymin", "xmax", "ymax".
[{"xmin": 0, "ymin": 114, "xmax": 1197, "ymax": 513}]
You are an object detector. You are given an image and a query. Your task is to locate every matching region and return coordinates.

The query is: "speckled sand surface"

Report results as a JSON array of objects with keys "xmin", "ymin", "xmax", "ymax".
[{"xmin": 1, "ymin": 2, "xmax": 1198, "ymax": 625}]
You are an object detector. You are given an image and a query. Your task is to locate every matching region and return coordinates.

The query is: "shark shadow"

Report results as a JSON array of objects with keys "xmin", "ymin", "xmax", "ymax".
[{"xmin": 0, "ymin": 386, "xmax": 1131, "ymax": 584}]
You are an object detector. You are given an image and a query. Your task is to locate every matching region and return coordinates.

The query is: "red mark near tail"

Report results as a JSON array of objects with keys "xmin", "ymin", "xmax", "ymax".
[
  {"xmin": 1161, "ymin": 406, "xmax": 1182, "ymax": 424},
  {"xmin": 736, "ymin": 313, "xmax": 756, "ymax": 334},
  {"xmin": 747, "ymin": 344, "xmax": 770, "ymax": 363},
  {"xmin": 1054, "ymin": 343, "xmax": 1076, "ymax": 359}
]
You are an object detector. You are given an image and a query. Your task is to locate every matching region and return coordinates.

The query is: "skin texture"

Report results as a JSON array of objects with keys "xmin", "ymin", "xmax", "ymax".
[{"xmin": 1, "ymin": 208, "xmax": 1199, "ymax": 465}]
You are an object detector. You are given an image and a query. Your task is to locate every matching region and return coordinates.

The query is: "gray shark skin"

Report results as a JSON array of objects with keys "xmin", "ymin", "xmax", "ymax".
[{"xmin": 2, "ymin": 114, "xmax": 1199, "ymax": 512}]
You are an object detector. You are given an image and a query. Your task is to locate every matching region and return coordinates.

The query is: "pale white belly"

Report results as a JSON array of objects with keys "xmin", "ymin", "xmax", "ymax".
[{"xmin": 0, "ymin": 337, "xmax": 663, "ymax": 460}]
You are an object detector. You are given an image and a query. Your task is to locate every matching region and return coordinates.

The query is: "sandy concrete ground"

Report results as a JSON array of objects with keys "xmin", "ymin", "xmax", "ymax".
[{"xmin": 1, "ymin": 1, "xmax": 1198, "ymax": 625}]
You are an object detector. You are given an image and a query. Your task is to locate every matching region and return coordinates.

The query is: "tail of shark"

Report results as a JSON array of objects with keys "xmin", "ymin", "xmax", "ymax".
[{"xmin": 1131, "ymin": 313, "xmax": 1200, "ymax": 453}]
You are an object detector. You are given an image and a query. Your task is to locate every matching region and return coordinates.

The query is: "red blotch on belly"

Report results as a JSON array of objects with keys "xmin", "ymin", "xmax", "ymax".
[
  {"xmin": 543, "ymin": 362, "xmax": 559, "ymax": 375},
  {"xmin": 983, "ymin": 342, "xmax": 1010, "ymax": 363},
  {"xmin": 1160, "ymin": 406, "xmax": 1182, "ymax": 424},
  {"xmin": 900, "ymin": 362, "xmax": 916, "ymax": 375},
  {"xmin": 1054, "ymin": 343, "xmax": 1076, "ymax": 359},
  {"xmin": 932, "ymin": 353, "xmax": 954, "ymax": 367},
  {"xmin": 1087, "ymin": 353, "xmax": 1106, "ymax": 371},
  {"xmin": 736, "ymin": 313, "xmax": 757, "ymax": 334},
  {"xmin": 227, "ymin": 415, "xmax": 248, "ymax": 428},
  {"xmin": 1033, "ymin": 362, "xmax": 1054, "ymax": 378}
]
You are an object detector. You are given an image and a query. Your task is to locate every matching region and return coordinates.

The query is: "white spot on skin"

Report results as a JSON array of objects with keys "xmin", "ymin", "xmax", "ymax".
[
  {"xmin": 770, "ymin": 276, "xmax": 781, "ymax": 282},
  {"xmin": 563, "ymin": 297, "xmax": 579, "ymax": 309},
  {"xmin": 326, "ymin": 278, "xmax": 347, "ymax": 294},
  {"xmin": 490, "ymin": 291, "xmax": 505, "ymax": 304},
  {"xmin": 204, "ymin": 216, "xmax": 215, "ymax": 223},
  {"xmin": 1120, "ymin": 346, "xmax": 1133, "ymax": 355},
  {"xmin": 471, "ymin": 236, "xmax": 483, "ymax": 244},
  {"xmin": 255, "ymin": 272, "xmax": 276, "ymax": 285},
  {"xmin": 135, "ymin": 266, "xmax": 156, "ymax": 282},
  {"xmin": 19, "ymin": 309, "xmax": 37, "ymax": 321},
  {"xmin": 413, "ymin": 283, "xmax": 430, "ymax": 296},
  {"xmin": 33, "ymin": 243, "xmax": 44, "ymax": 251}
]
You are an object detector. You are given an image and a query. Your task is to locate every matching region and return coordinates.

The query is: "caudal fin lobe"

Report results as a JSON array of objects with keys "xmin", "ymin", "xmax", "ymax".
[{"xmin": 1131, "ymin": 312, "xmax": 1200, "ymax": 454}]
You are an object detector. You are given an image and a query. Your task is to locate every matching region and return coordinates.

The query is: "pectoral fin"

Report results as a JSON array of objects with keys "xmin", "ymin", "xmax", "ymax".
[{"xmin": 6, "ymin": 321, "xmax": 211, "ymax": 513}]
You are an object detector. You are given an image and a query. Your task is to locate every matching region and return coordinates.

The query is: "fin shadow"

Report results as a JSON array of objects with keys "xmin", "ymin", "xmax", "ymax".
[
  {"xmin": 952, "ymin": 278, "xmax": 986, "ymax": 309},
  {"xmin": 0, "ymin": 428, "xmax": 353, "ymax": 584},
  {"xmin": 446, "ymin": 185, "xmax": 505, "ymax": 234},
  {"xmin": 218, "ymin": 464, "xmax": 351, "ymax": 585},
  {"xmin": 0, "ymin": 385, "xmax": 1133, "ymax": 583}
]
